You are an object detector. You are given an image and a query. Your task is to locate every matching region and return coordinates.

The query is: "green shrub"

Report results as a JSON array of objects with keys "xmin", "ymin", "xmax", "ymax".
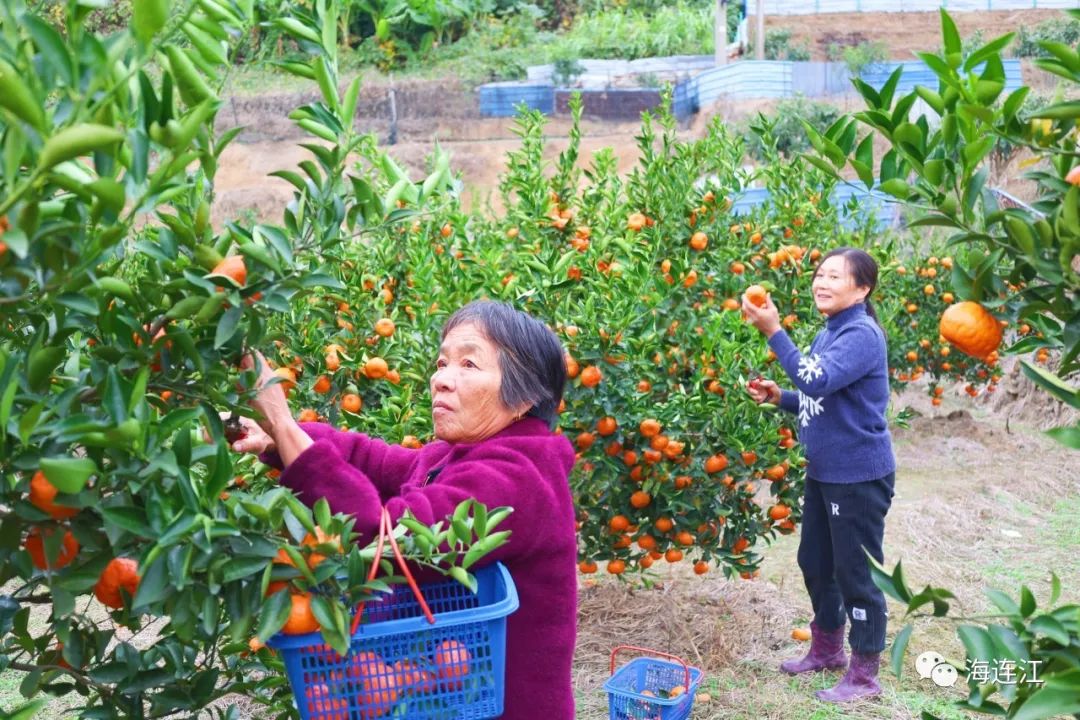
[
  {"xmin": 1015, "ymin": 16, "xmax": 1080, "ymax": 57},
  {"xmin": 553, "ymin": 2, "xmax": 714, "ymax": 60},
  {"xmin": 765, "ymin": 29, "xmax": 811, "ymax": 62},
  {"xmin": 826, "ymin": 39, "xmax": 889, "ymax": 76},
  {"xmin": 743, "ymin": 96, "xmax": 842, "ymax": 160}
]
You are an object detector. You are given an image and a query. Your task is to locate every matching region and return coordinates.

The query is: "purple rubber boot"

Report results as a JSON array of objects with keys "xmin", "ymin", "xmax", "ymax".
[
  {"xmin": 815, "ymin": 652, "xmax": 882, "ymax": 702},
  {"xmin": 780, "ymin": 622, "xmax": 847, "ymax": 675}
]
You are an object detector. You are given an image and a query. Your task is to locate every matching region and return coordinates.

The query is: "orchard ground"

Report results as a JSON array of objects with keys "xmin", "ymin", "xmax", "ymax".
[{"xmin": 4, "ymin": 370, "xmax": 1078, "ymax": 719}]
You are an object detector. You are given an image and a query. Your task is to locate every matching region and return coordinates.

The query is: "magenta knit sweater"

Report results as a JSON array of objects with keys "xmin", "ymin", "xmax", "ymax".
[{"xmin": 262, "ymin": 416, "xmax": 577, "ymax": 719}]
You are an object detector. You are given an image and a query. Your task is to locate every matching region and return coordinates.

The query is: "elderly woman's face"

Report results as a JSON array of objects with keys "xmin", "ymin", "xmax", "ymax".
[{"xmin": 430, "ymin": 323, "xmax": 525, "ymax": 443}]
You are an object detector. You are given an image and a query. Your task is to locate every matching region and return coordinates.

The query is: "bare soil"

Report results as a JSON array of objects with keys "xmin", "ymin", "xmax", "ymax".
[{"xmin": 769, "ymin": 9, "xmax": 1063, "ymax": 61}]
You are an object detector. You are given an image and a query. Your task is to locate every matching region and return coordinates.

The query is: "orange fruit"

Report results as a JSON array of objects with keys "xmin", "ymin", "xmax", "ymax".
[
  {"xmin": 597, "ymin": 416, "xmax": 618, "ymax": 436},
  {"xmin": 94, "ymin": 557, "xmax": 140, "ymax": 609},
  {"xmin": 25, "ymin": 527, "xmax": 79, "ymax": 570},
  {"xmin": 654, "ymin": 517, "xmax": 674, "ymax": 533},
  {"xmin": 689, "ymin": 232, "xmax": 708, "ymax": 251},
  {"xmin": 730, "ymin": 261, "xmax": 745, "ymax": 275},
  {"xmin": 576, "ymin": 431, "xmax": 596, "ymax": 451},
  {"xmin": 273, "ymin": 366, "xmax": 296, "ymax": 396},
  {"xmin": 740, "ymin": 451, "xmax": 757, "ymax": 465},
  {"xmin": 626, "ymin": 212, "xmax": 647, "ymax": 231},
  {"xmin": 630, "ymin": 490, "xmax": 651, "ymax": 509},
  {"xmin": 744, "ymin": 285, "xmax": 768, "ymax": 308},
  {"xmin": 765, "ymin": 464, "xmax": 786, "ymax": 481},
  {"xmin": 305, "ymin": 684, "xmax": 348, "ymax": 720},
  {"xmin": 664, "ymin": 548, "xmax": 683, "ymax": 563},
  {"xmin": 432, "ymin": 639, "xmax": 471, "ymax": 690},
  {"xmin": 1067, "ymin": 165, "xmax": 1080, "ymax": 186},
  {"xmin": 302, "ymin": 528, "xmax": 342, "ymax": 568},
  {"xmin": 606, "ymin": 559, "xmax": 626, "ymax": 575},
  {"xmin": 374, "ymin": 318, "xmax": 395, "ymax": 337},
  {"xmin": 565, "ymin": 353, "xmax": 580, "ymax": 379},
  {"xmin": 297, "ymin": 409, "xmax": 318, "ymax": 423},
  {"xmin": 364, "ymin": 357, "xmax": 389, "ymax": 379},
  {"xmin": 211, "ymin": 255, "xmax": 247, "ymax": 286},
  {"xmin": 580, "ymin": 365, "xmax": 602, "ymax": 388},
  {"xmin": 609, "ymin": 515, "xmax": 630, "ymax": 532},
  {"xmin": 440, "ymin": 223, "xmax": 452, "ymax": 238},
  {"xmin": 391, "ymin": 658, "xmax": 436, "ymax": 694},
  {"xmin": 29, "ymin": 471, "xmax": 79, "ymax": 519},
  {"xmin": 940, "ymin": 302, "xmax": 1002, "ymax": 360},
  {"xmin": 639, "ymin": 418, "xmax": 661, "ymax": 437},
  {"xmin": 313, "ymin": 375, "xmax": 332, "ymax": 394},
  {"xmin": 704, "ymin": 454, "xmax": 729, "ymax": 474},
  {"xmin": 282, "ymin": 592, "xmax": 320, "ymax": 634},
  {"xmin": 341, "ymin": 393, "xmax": 362, "ymax": 413},
  {"xmin": 791, "ymin": 627, "xmax": 812, "ymax": 642},
  {"xmin": 768, "ymin": 504, "xmax": 792, "ymax": 521},
  {"xmin": 693, "ymin": 560, "xmax": 709, "ymax": 575},
  {"xmin": 579, "ymin": 560, "xmax": 598, "ymax": 574}
]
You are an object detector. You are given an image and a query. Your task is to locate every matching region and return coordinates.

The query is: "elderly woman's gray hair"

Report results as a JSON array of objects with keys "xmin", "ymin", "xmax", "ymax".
[{"xmin": 441, "ymin": 301, "xmax": 567, "ymax": 428}]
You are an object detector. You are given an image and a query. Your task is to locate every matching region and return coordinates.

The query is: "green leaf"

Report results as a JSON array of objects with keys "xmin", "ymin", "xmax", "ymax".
[
  {"xmin": 2, "ymin": 699, "xmax": 49, "ymax": 720},
  {"xmin": 132, "ymin": 552, "xmax": 171, "ymax": 608},
  {"xmin": 1020, "ymin": 361, "xmax": 1079, "ymax": 408},
  {"xmin": 1044, "ymin": 423, "xmax": 1080, "ymax": 449},
  {"xmin": 956, "ymin": 625, "xmax": 995, "ymax": 670},
  {"xmin": 1030, "ymin": 101, "xmax": 1080, "ymax": 120},
  {"xmin": 890, "ymin": 624, "xmax": 913, "ymax": 680},
  {"xmin": 881, "ymin": 179, "xmax": 911, "ymax": 199},
  {"xmin": 448, "ymin": 566, "xmax": 476, "ymax": 593},
  {"xmin": 985, "ymin": 588, "xmax": 1019, "ymax": 615},
  {"xmin": 940, "ymin": 9, "xmax": 961, "ymax": 55},
  {"xmin": 40, "ymin": 457, "xmax": 97, "ymax": 494},
  {"xmin": 256, "ymin": 588, "xmax": 292, "ymax": 641},
  {"xmin": 1019, "ymin": 585, "xmax": 1036, "ymax": 617},
  {"xmin": 213, "ymin": 305, "xmax": 243, "ymax": 349},
  {"xmin": 963, "ymin": 32, "xmax": 1016, "ymax": 72},
  {"xmin": 101, "ymin": 507, "xmax": 153, "ymax": 537},
  {"xmin": 221, "ymin": 557, "xmax": 268, "ymax": 584},
  {"xmin": 27, "ymin": 346, "xmax": 65, "ymax": 391},
  {"xmin": 1010, "ymin": 670, "xmax": 1080, "ymax": 720},
  {"xmin": 133, "ymin": 0, "xmax": 169, "ymax": 43},
  {"xmin": 1029, "ymin": 614, "xmax": 1070, "ymax": 645}
]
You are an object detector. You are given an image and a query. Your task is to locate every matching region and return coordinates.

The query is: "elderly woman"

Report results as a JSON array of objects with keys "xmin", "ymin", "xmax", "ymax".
[{"xmin": 231, "ymin": 300, "xmax": 577, "ymax": 719}]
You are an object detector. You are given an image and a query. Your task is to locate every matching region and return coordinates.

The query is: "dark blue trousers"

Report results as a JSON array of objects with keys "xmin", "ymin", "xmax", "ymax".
[{"xmin": 798, "ymin": 473, "xmax": 894, "ymax": 654}]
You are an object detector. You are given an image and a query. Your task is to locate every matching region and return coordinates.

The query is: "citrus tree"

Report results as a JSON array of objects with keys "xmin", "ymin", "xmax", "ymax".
[
  {"xmin": 0, "ymin": 1, "xmax": 494, "ymax": 717},
  {"xmin": 262, "ymin": 93, "xmax": 962, "ymax": 583},
  {"xmin": 803, "ymin": 8, "xmax": 1080, "ymax": 448}
]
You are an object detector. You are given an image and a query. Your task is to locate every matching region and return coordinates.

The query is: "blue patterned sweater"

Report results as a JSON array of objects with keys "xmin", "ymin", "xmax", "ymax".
[{"xmin": 768, "ymin": 303, "xmax": 895, "ymax": 483}]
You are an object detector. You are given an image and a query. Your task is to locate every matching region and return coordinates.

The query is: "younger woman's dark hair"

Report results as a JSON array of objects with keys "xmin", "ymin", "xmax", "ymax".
[
  {"xmin": 441, "ymin": 301, "xmax": 567, "ymax": 429},
  {"xmin": 816, "ymin": 247, "xmax": 883, "ymax": 331}
]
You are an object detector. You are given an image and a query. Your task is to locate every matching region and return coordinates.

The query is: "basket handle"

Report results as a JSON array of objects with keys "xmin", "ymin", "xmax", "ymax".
[
  {"xmin": 609, "ymin": 645, "xmax": 691, "ymax": 690},
  {"xmin": 349, "ymin": 507, "xmax": 435, "ymax": 634}
]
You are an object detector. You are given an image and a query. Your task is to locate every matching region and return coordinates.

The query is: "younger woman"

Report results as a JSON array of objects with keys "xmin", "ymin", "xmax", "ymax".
[{"xmin": 742, "ymin": 247, "xmax": 895, "ymax": 703}]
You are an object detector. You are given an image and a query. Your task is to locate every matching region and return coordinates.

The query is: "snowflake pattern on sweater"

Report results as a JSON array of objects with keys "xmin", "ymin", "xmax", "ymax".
[{"xmin": 796, "ymin": 353, "xmax": 825, "ymax": 427}]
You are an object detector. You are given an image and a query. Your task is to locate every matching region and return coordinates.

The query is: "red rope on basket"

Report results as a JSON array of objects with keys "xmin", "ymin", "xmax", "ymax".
[
  {"xmin": 349, "ymin": 507, "xmax": 435, "ymax": 635},
  {"xmin": 609, "ymin": 645, "xmax": 691, "ymax": 690}
]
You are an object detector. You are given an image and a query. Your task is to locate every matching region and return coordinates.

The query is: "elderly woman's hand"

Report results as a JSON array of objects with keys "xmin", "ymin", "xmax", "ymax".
[
  {"xmin": 241, "ymin": 351, "xmax": 293, "ymax": 435},
  {"xmin": 224, "ymin": 413, "xmax": 276, "ymax": 455}
]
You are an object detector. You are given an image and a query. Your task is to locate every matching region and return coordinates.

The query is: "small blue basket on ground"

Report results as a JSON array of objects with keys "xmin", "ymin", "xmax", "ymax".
[
  {"xmin": 268, "ymin": 562, "xmax": 518, "ymax": 720},
  {"xmin": 604, "ymin": 645, "xmax": 703, "ymax": 720}
]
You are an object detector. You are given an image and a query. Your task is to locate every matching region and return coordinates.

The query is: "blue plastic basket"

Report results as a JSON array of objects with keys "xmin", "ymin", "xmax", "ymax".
[
  {"xmin": 604, "ymin": 646, "xmax": 703, "ymax": 720},
  {"xmin": 268, "ymin": 562, "xmax": 518, "ymax": 720}
]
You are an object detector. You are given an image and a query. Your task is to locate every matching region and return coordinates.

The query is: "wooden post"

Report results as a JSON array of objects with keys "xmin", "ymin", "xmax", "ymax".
[
  {"xmin": 716, "ymin": 0, "xmax": 728, "ymax": 66},
  {"xmin": 755, "ymin": 0, "xmax": 765, "ymax": 61}
]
